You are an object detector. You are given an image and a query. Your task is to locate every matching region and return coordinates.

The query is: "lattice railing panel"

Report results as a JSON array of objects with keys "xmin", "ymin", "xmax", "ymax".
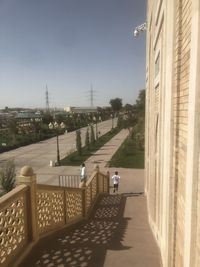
[
  {"xmin": 65, "ymin": 190, "xmax": 83, "ymax": 220},
  {"xmin": 37, "ymin": 189, "xmax": 65, "ymax": 234},
  {"xmin": 91, "ymin": 176, "xmax": 97, "ymax": 201},
  {"xmin": 0, "ymin": 170, "xmax": 110, "ymax": 267},
  {"xmin": 86, "ymin": 184, "xmax": 92, "ymax": 212},
  {"xmin": 0, "ymin": 189, "xmax": 28, "ymax": 266}
]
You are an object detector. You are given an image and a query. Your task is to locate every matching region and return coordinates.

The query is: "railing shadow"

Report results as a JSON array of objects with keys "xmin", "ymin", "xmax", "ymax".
[{"xmin": 19, "ymin": 194, "xmax": 131, "ymax": 267}]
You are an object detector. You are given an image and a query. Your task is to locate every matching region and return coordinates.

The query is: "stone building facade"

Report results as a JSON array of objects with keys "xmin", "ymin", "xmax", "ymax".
[{"xmin": 145, "ymin": 0, "xmax": 200, "ymax": 266}]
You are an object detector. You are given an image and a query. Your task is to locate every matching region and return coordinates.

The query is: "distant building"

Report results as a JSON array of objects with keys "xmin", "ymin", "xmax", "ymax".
[
  {"xmin": 15, "ymin": 112, "xmax": 42, "ymax": 120},
  {"xmin": 64, "ymin": 106, "xmax": 98, "ymax": 114},
  {"xmin": 15, "ymin": 112, "xmax": 43, "ymax": 133},
  {"xmin": 146, "ymin": 0, "xmax": 200, "ymax": 267}
]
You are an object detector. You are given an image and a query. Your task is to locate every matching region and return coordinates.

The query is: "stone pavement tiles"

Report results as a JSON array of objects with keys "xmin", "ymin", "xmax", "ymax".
[
  {"xmin": 19, "ymin": 193, "xmax": 161, "ymax": 267},
  {"xmin": 19, "ymin": 130, "xmax": 161, "ymax": 266}
]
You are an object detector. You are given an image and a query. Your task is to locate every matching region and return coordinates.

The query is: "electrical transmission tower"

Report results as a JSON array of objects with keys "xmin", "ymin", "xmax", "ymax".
[
  {"xmin": 88, "ymin": 84, "xmax": 96, "ymax": 107},
  {"xmin": 45, "ymin": 85, "xmax": 50, "ymax": 112}
]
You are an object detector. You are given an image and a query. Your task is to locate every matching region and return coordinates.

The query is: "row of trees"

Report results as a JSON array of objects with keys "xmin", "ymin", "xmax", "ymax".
[
  {"xmin": 109, "ymin": 90, "xmax": 145, "ymax": 117},
  {"xmin": 110, "ymin": 90, "xmax": 145, "ymax": 150},
  {"xmin": 0, "ymin": 108, "xmax": 113, "ymax": 153},
  {"xmin": 0, "ymin": 91, "xmax": 145, "ymax": 153},
  {"xmin": 76, "ymin": 125, "xmax": 96, "ymax": 156}
]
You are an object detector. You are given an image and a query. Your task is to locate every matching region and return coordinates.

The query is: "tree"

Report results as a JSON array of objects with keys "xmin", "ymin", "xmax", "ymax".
[
  {"xmin": 132, "ymin": 89, "xmax": 145, "ymax": 148},
  {"xmin": 7, "ymin": 118, "xmax": 18, "ymax": 145},
  {"xmin": 54, "ymin": 113, "xmax": 66, "ymax": 124},
  {"xmin": 42, "ymin": 112, "xmax": 53, "ymax": 125},
  {"xmin": 85, "ymin": 127, "xmax": 90, "ymax": 151},
  {"xmin": 0, "ymin": 160, "xmax": 16, "ymax": 193},
  {"xmin": 109, "ymin": 98, "xmax": 122, "ymax": 113},
  {"xmin": 122, "ymin": 113, "xmax": 137, "ymax": 132},
  {"xmin": 32, "ymin": 120, "xmax": 41, "ymax": 140},
  {"xmin": 76, "ymin": 130, "xmax": 82, "ymax": 155},
  {"xmin": 90, "ymin": 125, "xmax": 95, "ymax": 145},
  {"xmin": 133, "ymin": 89, "xmax": 145, "ymax": 117},
  {"xmin": 123, "ymin": 103, "xmax": 133, "ymax": 112}
]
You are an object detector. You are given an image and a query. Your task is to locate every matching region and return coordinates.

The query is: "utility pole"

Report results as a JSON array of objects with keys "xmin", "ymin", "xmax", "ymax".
[
  {"xmin": 86, "ymin": 84, "xmax": 97, "ymax": 107},
  {"xmin": 45, "ymin": 85, "xmax": 50, "ymax": 112},
  {"xmin": 90, "ymin": 84, "xmax": 94, "ymax": 107}
]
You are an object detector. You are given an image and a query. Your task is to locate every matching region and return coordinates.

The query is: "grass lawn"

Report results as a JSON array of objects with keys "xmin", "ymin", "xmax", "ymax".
[
  {"xmin": 108, "ymin": 137, "xmax": 144, "ymax": 169},
  {"xmin": 60, "ymin": 128, "xmax": 120, "ymax": 166}
]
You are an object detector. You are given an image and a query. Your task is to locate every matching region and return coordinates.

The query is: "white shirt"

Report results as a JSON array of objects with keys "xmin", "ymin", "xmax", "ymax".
[
  {"xmin": 112, "ymin": 174, "xmax": 120, "ymax": 184},
  {"xmin": 80, "ymin": 166, "xmax": 86, "ymax": 179}
]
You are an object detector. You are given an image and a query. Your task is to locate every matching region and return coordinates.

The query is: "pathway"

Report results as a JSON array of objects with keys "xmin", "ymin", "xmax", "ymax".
[{"xmin": 19, "ymin": 129, "xmax": 161, "ymax": 267}]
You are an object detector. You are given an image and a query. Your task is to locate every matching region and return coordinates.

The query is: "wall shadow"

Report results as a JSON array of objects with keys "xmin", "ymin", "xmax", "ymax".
[{"xmin": 19, "ymin": 194, "xmax": 131, "ymax": 267}]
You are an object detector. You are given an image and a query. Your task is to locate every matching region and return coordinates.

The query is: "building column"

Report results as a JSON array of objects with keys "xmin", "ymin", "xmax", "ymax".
[
  {"xmin": 183, "ymin": 1, "xmax": 200, "ymax": 266},
  {"xmin": 18, "ymin": 166, "xmax": 39, "ymax": 242}
]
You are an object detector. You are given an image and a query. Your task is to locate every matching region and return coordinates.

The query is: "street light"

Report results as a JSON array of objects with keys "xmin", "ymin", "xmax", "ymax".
[
  {"xmin": 133, "ymin": 22, "xmax": 147, "ymax": 37},
  {"xmin": 49, "ymin": 121, "xmax": 65, "ymax": 166},
  {"xmin": 111, "ymin": 114, "xmax": 114, "ymax": 129},
  {"xmin": 93, "ymin": 116, "xmax": 98, "ymax": 140}
]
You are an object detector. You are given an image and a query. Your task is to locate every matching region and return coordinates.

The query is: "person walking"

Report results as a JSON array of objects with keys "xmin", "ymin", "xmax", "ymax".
[
  {"xmin": 80, "ymin": 163, "xmax": 87, "ymax": 181},
  {"xmin": 112, "ymin": 171, "xmax": 120, "ymax": 193}
]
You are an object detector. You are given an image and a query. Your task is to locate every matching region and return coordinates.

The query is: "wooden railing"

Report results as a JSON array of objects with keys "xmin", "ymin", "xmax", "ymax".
[{"xmin": 0, "ymin": 165, "xmax": 109, "ymax": 267}]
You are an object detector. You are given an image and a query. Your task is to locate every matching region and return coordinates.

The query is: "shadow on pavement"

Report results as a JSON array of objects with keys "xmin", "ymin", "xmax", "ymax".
[{"xmin": 19, "ymin": 194, "xmax": 131, "ymax": 267}]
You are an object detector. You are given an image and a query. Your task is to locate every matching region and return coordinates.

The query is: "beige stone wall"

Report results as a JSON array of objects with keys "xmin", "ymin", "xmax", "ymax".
[
  {"xmin": 146, "ymin": 0, "xmax": 200, "ymax": 266},
  {"xmin": 172, "ymin": 0, "xmax": 192, "ymax": 265},
  {"xmin": 146, "ymin": 0, "xmax": 167, "ymax": 246},
  {"xmin": 196, "ymin": 156, "xmax": 200, "ymax": 266}
]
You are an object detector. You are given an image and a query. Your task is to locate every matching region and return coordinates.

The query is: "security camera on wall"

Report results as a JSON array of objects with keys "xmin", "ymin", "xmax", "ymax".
[
  {"xmin": 133, "ymin": 22, "xmax": 146, "ymax": 38},
  {"xmin": 134, "ymin": 29, "xmax": 139, "ymax": 37}
]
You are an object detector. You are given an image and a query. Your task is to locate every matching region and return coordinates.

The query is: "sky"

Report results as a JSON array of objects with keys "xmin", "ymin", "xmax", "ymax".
[{"xmin": 0, "ymin": 0, "xmax": 146, "ymax": 109}]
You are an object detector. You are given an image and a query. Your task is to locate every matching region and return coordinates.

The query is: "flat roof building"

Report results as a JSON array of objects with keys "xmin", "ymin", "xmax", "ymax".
[{"xmin": 64, "ymin": 106, "xmax": 98, "ymax": 114}]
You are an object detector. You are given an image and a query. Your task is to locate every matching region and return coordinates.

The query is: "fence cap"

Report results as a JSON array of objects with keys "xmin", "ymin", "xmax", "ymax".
[{"xmin": 20, "ymin": 166, "xmax": 34, "ymax": 176}]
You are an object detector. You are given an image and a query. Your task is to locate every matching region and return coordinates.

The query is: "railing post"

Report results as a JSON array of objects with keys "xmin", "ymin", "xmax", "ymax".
[
  {"xmin": 93, "ymin": 164, "xmax": 99, "ymax": 193},
  {"xmin": 107, "ymin": 171, "xmax": 110, "ymax": 194},
  {"xmin": 18, "ymin": 166, "xmax": 39, "ymax": 242},
  {"xmin": 82, "ymin": 188, "xmax": 86, "ymax": 218}
]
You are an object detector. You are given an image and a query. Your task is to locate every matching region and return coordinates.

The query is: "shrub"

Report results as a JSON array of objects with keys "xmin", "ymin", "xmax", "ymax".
[
  {"xmin": 76, "ymin": 130, "xmax": 82, "ymax": 155},
  {"xmin": 85, "ymin": 128, "xmax": 90, "ymax": 151},
  {"xmin": 0, "ymin": 160, "xmax": 16, "ymax": 193},
  {"xmin": 90, "ymin": 125, "xmax": 95, "ymax": 145}
]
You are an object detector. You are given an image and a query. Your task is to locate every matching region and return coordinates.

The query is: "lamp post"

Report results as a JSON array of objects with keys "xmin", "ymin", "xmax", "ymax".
[
  {"xmin": 111, "ymin": 114, "xmax": 114, "ymax": 129},
  {"xmin": 93, "ymin": 116, "xmax": 98, "ymax": 140},
  {"xmin": 49, "ymin": 121, "xmax": 65, "ymax": 166}
]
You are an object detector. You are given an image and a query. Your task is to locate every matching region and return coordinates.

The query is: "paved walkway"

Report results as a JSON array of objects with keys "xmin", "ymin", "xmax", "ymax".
[
  {"xmin": 19, "ymin": 129, "xmax": 161, "ymax": 267},
  {"xmin": 0, "ymin": 119, "xmax": 117, "ymax": 173},
  {"xmin": 35, "ymin": 128, "xmax": 129, "ymax": 185}
]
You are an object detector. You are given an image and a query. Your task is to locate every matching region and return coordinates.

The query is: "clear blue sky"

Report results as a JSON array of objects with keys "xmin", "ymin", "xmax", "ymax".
[{"xmin": 0, "ymin": 0, "xmax": 146, "ymax": 109}]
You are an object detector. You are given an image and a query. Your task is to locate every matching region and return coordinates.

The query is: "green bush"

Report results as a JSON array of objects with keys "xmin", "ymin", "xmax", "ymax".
[
  {"xmin": 76, "ymin": 130, "xmax": 82, "ymax": 155},
  {"xmin": 90, "ymin": 125, "xmax": 95, "ymax": 144},
  {"xmin": 85, "ymin": 128, "xmax": 90, "ymax": 151},
  {"xmin": 0, "ymin": 160, "xmax": 16, "ymax": 193}
]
